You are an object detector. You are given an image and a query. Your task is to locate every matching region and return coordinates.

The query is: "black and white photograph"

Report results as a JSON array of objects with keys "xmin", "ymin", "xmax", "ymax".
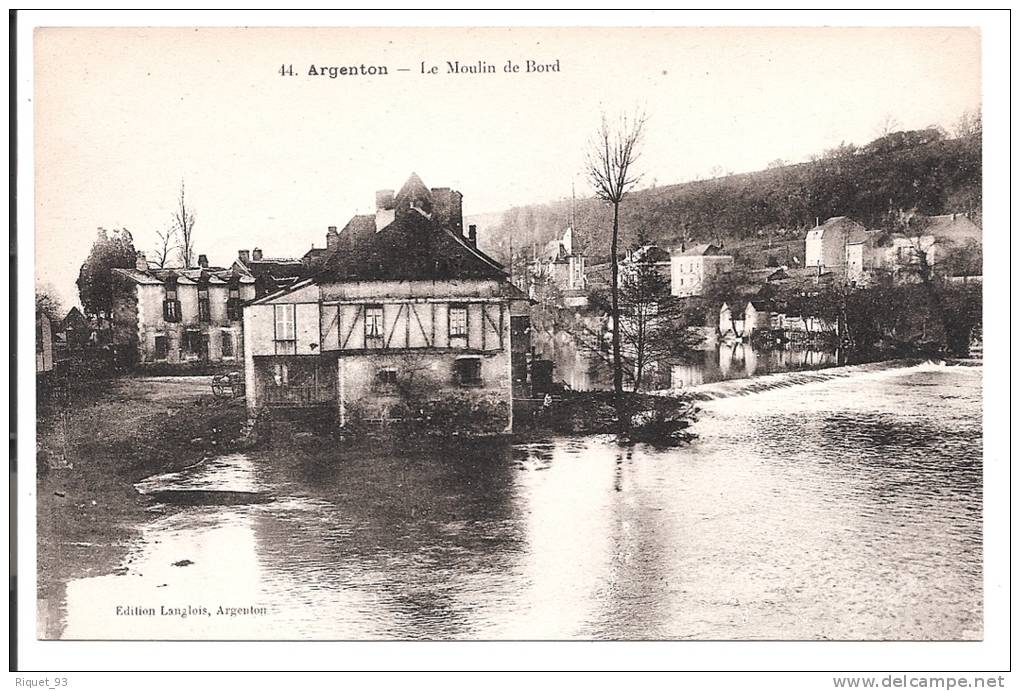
[{"xmin": 14, "ymin": 10, "xmax": 1011, "ymax": 677}]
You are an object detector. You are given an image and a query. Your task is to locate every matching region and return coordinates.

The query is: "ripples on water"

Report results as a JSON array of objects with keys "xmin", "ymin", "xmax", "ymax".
[{"xmin": 61, "ymin": 362, "xmax": 982, "ymax": 641}]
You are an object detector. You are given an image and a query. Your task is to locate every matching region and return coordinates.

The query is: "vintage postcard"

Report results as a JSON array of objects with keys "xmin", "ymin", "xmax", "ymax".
[{"xmin": 18, "ymin": 13, "xmax": 1009, "ymax": 673}]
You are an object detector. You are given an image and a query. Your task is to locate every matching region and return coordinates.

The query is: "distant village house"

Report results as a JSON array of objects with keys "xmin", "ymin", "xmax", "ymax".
[
  {"xmin": 670, "ymin": 243, "xmax": 734, "ymax": 297},
  {"xmin": 522, "ymin": 226, "xmax": 587, "ymax": 307}
]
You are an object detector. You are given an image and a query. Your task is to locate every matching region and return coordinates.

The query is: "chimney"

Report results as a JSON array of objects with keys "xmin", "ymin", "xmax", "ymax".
[
  {"xmin": 135, "ymin": 251, "xmax": 148, "ymax": 272},
  {"xmin": 431, "ymin": 188, "xmax": 464, "ymax": 235},
  {"xmin": 198, "ymin": 254, "xmax": 209, "ymax": 268},
  {"xmin": 468, "ymin": 224, "xmax": 477, "ymax": 247},
  {"xmin": 326, "ymin": 225, "xmax": 340, "ymax": 251},
  {"xmin": 252, "ymin": 248, "xmax": 263, "ymax": 261},
  {"xmin": 238, "ymin": 249, "xmax": 250, "ymax": 263},
  {"xmin": 375, "ymin": 189, "xmax": 395, "ymax": 210},
  {"xmin": 375, "ymin": 189, "xmax": 396, "ymax": 232}
]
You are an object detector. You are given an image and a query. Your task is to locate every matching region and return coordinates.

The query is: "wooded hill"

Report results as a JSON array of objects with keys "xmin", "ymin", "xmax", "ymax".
[{"xmin": 476, "ymin": 129, "xmax": 981, "ymax": 265}]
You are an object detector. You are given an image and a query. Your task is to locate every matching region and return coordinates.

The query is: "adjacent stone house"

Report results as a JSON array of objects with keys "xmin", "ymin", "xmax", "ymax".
[
  {"xmin": 232, "ymin": 249, "xmax": 307, "ymax": 299},
  {"xmin": 670, "ymin": 244, "xmax": 734, "ymax": 297},
  {"xmin": 111, "ymin": 253, "xmax": 256, "ymax": 365},
  {"xmin": 242, "ymin": 174, "xmax": 532, "ymax": 433}
]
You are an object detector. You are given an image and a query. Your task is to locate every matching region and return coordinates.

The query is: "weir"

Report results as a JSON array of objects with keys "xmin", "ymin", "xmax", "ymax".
[{"xmin": 655, "ymin": 359, "xmax": 959, "ymax": 401}]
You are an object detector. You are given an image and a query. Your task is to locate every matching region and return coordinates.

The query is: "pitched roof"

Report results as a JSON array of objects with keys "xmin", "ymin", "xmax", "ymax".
[
  {"xmin": 317, "ymin": 208, "xmax": 506, "ymax": 282},
  {"xmin": 678, "ymin": 243, "xmax": 728, "ymax": 257},
  {"xmin": 61, "ymin": 306, "xmax": 88, "ymax": 327},
  {"xmin": 111, "ymin": 268, "xmax": 164, "ymax": 285},
  {"xmin": 113, "ymin": 266, "xmax": 254, "ymax": 285},
  {"xmin": 628, "ymin": 245, "xmax": 673, "ymax": 264},
  {"xmin": 924, "ymin": 214, "xmax": 982, "ymax": 243},
  {"xmin": 806, "ymin": 216, "xmax": 867, "ymax": 240},
  {"xmin": 337, "ymin": 214, "xmax": 377, "ymax": 250},
  {"xmin": 236, "ymin": 257, "xmax": 306, "ymax": 282}
]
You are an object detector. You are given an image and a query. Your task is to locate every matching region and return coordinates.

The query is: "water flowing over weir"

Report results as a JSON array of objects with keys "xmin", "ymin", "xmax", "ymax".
[
  {"xmin": 659, "ymin": 359, "xmax": 946, "ymax": 401},
  {"xmin": 59, "ymin": 361, "xmax": 982, "ymax": 640}
]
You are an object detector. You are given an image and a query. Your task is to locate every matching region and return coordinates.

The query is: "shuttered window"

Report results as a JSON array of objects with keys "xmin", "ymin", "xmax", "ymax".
[
  {"xmin": 198, "ymin": 286, "xmax": 211, "ymax": 322},
  {"xmin": 226, "ymin": 280, "xmax": 242, "ymax": 321},
  {"xmin": 221, "ymin": 331, "xmax": 234, "ymax": 358},
  {"xmin": 163, "ymin": 277, "xmax": 181, "ymax": 322},
  {"xmin": 274, "ymin": 304, "xmax": 296, "ymax": 341}
]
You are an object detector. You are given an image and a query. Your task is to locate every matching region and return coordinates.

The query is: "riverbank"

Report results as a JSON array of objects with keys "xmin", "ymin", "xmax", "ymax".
[{"xmin": 35, "ymin": 375, "xmax": 248, "ymax": 638}]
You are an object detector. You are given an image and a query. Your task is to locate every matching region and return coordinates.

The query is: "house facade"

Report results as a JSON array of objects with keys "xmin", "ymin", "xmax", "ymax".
[
  {"xmin": 524, "ymin": 226, "xmax": 587, "ymax": 306},
  {"xmin": 111, "ymin": 253, "xmax": 256, "ymax": 365},
  {"xmin": 670, "ymin": 244, "xmax": 734, "ymax": 297},
  {"xmin": 805, "ymin": 216, "xmax": 866, "ymax": 271},
  {"xmin": 844, "ymin": 212, "xmax": 980, "ymax": 284},
  {"xmin": 242, "ymin": 174, "xmax": 531, "ymax": 434}
]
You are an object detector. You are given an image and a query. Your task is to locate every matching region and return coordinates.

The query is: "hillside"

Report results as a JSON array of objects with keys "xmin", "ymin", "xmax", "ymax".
[{"xmin": 472, "ymin": 130, "xmax": 981, "ymax": 266}]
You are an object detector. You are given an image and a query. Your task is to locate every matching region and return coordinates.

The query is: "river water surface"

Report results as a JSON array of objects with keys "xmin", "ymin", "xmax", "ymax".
[{"xmin": 61, "ymin": 361, "xmax": 982, "ymax": 640}]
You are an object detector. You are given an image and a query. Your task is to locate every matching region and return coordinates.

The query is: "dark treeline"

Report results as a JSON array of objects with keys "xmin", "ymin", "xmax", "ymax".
[{"xmin": 482, "ymin": 129, "xmax": 981, "ymax": 263}]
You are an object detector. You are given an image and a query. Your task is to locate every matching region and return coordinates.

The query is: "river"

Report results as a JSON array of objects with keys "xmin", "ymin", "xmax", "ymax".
[{"xmin": 59, "ymin": 360, "xmax": 982, "ymax": 640}]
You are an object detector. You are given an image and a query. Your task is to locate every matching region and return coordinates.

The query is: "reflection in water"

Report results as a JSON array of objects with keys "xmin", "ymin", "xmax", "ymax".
[
  {"xmin": 671, "ymin": 342, "xmax": 841, "ymax": 390},
  {"xmin": 62, "ymin": 363, "xmax": 982, "ymax": 640},
  {"xmin": 531, "ymin": 323, "xmax": 841, "ymax": 393}
]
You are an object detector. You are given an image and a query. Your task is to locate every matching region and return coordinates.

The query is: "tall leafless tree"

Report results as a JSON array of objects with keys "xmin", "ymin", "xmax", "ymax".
[
  {"xmin": 174, "ymin": 180, "xmax": 197, "ymax": 268},
  {"xmin": 585, "ymin": 109, "xmax": 647, "ymax": 403},
  {"xmin": 153, "ymin": 225, "xmax": 178, "ymax": 268}
]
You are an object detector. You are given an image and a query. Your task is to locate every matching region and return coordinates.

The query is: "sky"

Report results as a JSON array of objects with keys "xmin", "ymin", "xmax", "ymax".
[{"xmin": 32, "ymin": 25, "xmax": 981, "ymax": 310}]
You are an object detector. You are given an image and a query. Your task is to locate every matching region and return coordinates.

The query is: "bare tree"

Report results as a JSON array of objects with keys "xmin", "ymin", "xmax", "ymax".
[
  {"xmin": 953, "ymin": 108, "xmax": 982, "ymax": 139},
  {"xmin": 174, "ymin": 180, "xmax": 197, "ymax": 268},
  {"xmin": 875, "ymin": 113, "xmax": 901, "ymax": 138},
  {"xmin": 576, "ymin": 260, "xmax": 702, "ymax": 392},
  {"xmin": 585, "ymin": 109, "xmax": 647, "ymax": 404},
  {"xmin": 153, "ymin": 225, "xmax": 178, "ymax": 268}
]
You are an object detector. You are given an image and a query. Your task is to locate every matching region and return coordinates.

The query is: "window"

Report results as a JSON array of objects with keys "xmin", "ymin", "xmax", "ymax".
[
  {"xmin": 198, "ymin": 286, "xmax": 210, "ymax": 322},
  {"xmin": 375, "ymin": 368, "xmax": 398, "ymax": 392},
  {"xmin": 184, "ymin": 330, "xmax": 205, "ymax": 358},
  {"xmin": 163, "ymin": 278, "xmax": 182, "ymax": 322},
  {"xmin": 226, "ymin": 280, "xmax": 242, "ymax": 321},
  {"xmin": 154, "ymin": 335, "xmax": 168, "ymax": 360},
  {"xmin": 449, "ymin": 305, "xmax": 468, "ymax": 343},
  {"xmin": 221, "ymin": 331, "xmax": 234, "ymax": 358},
  {"xmin": 454, "ymin": 357, "xmax": 482, "ymax": 386},
  {"xmin": 365, "ymin": 305, "xmax": 384, "ymax": 346},
  {"xmin": 274, "ymin": 304, "xmax": 296, "ymax": 341},
  {"xmin": 273, "ymin": 362, "xmax": 288, "ymax": 386}
]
